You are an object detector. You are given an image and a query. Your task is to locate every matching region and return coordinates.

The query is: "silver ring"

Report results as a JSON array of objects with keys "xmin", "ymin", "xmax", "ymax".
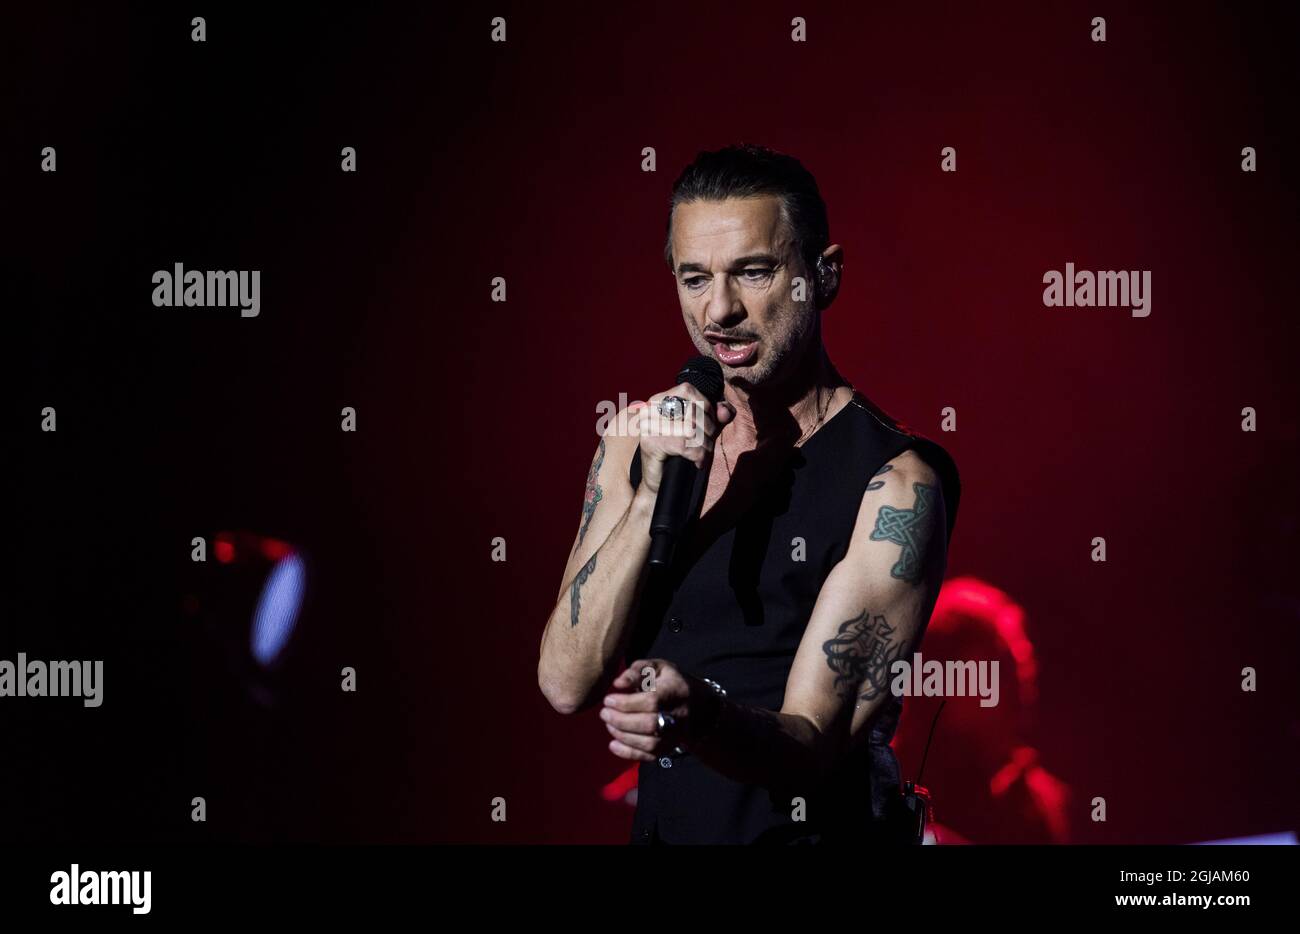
[
  {"xmin": 656, "ymin": 712, "xmax": 677, "ymax": 734},
  {"xmin": 657, "ymin": 396, "xmax": 686, "ymax": 420}
]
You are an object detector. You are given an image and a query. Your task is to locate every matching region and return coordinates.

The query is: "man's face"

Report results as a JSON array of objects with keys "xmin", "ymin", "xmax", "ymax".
[{"xmin": 669, "ymin": 195, "xmax": 817, "ymax": 389}]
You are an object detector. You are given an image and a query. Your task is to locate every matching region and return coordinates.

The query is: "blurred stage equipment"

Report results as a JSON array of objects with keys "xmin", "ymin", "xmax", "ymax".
[
  {"xmin": 183, "ymin": 530, "xmax": 310, "ymax": 705},
  {"xmin": 1192, "ymin": 832, "xmax": 1297, "ymax": 845}
]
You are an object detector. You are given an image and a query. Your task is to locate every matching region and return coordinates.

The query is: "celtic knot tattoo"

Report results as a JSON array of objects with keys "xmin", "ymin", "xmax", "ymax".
[
  {"xmin": 870, "ymin": 481, "xmax": 937, "ymax": 583},
  {"xmin": 821, "ymin": 610, "xmax": 907, "ymax": 701}
]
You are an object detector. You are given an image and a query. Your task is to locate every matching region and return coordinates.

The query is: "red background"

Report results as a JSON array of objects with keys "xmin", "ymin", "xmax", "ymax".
[{"xmin": 13, "ymin": 2, "xmax": 1298, "ymax": 843}]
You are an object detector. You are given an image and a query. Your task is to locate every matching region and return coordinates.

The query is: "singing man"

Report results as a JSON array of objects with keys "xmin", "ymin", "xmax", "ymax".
[{"xmin": 538, "ymin": 144, "xmax": 961, "ymax": 844}]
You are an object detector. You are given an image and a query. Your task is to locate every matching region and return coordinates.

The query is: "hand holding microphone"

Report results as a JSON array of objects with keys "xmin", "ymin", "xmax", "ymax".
[{"xmin": 628, "ymin": 356, "xmax": 734, "ymax": 567}]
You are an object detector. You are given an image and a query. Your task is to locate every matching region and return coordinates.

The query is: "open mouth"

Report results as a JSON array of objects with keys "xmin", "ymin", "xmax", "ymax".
[{"xmin": 705, "ymin": 335, "xmax": 759, "ymax": 367}]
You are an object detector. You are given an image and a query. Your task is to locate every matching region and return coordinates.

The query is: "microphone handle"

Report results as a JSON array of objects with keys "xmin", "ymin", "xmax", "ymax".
[{"xmin": 648, "ymin": 454, "xmax": 703, "ymax": 567}]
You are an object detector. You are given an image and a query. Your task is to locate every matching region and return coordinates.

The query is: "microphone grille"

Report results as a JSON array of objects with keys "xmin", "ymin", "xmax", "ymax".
[{"xmin": 675, "ymin": 355, "xmax": 725, "ymax": 403}]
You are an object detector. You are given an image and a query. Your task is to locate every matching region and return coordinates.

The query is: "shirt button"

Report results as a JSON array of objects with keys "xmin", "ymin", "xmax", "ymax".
[
  {"xmin": 668, "ymin": 616, "xmax": 683, "ymax": 633},
  {"xmin": 659, "ymin": 757, "xmax": 673, "ymax": 769}
]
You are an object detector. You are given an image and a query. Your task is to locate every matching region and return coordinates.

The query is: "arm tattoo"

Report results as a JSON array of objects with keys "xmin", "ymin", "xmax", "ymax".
[
  {"xmin": 821, "ymin": 610, "xmax": 907, "ymax": 701},
  {"xmin": 577, "ymin": 438, "xmax": 606, "ymax": 548},
  {"xmin": 569, "ymin": 553, "xmax": 597, "ymax": 627},
  {"xmin": 866, "ymin": 463, "xmax": 892, "ymax": 491},
  {"xmin": 869, "ymin": 481, "xmax": 938, "ymax": 583}
]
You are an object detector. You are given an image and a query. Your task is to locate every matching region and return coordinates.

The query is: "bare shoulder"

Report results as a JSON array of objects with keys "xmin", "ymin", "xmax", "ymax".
[
  {"xmin": 847, "ymin": 447, "xmax": 948, "ymax": 587},
  {"xmin": 866, "ymin": 448, "xmax": 941, "ymax": 496}
]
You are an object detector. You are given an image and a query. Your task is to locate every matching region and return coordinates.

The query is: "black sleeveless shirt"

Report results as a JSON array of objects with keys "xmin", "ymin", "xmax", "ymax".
[{"xmin": 625, "ymin": 389, "xmax": 960, "ymax": 844}]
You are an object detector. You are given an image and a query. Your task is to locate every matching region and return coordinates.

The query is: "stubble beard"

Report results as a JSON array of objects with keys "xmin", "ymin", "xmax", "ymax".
[{"xmin": 685, "ymin": 299, "xmax": 815, "ymax": 393}]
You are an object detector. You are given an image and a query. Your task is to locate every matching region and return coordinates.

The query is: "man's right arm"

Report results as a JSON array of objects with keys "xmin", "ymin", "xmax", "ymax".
[
  {"xmin": 538, "ymin": 387, "xmax": 730, "ymax": 714},
  {"xmin": 537, "ymin": 415, "xmax": 656, "ymax": 715}
]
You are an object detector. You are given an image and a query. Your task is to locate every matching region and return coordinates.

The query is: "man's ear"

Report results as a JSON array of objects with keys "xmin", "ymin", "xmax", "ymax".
[{"xmin": 815, "ymin": 245, "xmax": 844, "ymax": 310}]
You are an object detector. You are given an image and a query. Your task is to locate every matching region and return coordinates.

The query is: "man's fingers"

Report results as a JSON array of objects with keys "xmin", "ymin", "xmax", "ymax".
[
  {"xmin": 665, "ymin": 382, "xmax": 709, "ymax": 407},
  {"xmin": 608, "ymin": 739, "xmax": 654, "ymax": 762},
  {"xmin": 601, "ymin": 708, "xmax": 659, "ymax": 735},
  {"xmin": 604, "ymin": 691, "xmax": 658, "ymax": 713},
  {"xmin": 639, "ymin": 391, "xmax": 716, "ymax": 444},
  {"xmin": 611, "ymin": 660, "xmax": 653, "ymax": 689},
  {"xmin": 622, "ymin": 660, "xmax": 656, "ymax": 683},
  {"xmin": 604, "ymin": 657, "xmax": 677, "ymax": 759},
  {"xmin": 606, "ymin": 724, "xmax": 657, "ymax": 752}
]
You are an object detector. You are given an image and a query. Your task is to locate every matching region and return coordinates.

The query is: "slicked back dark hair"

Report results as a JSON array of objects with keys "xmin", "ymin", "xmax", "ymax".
[{"xmin": 663, "ymin": 143, "xmax": 830, "ymax": 275}]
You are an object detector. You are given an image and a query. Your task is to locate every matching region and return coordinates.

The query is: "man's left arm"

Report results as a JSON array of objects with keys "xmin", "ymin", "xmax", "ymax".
[{"xmin": 601, "ymin": 449, "xmax": 948, "ymax": 792}]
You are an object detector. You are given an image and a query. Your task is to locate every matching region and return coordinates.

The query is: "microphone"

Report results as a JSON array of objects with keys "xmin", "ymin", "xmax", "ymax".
[{"xmin": 648, "ymin": 355, "xmax": 725, "ymax": 568}]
